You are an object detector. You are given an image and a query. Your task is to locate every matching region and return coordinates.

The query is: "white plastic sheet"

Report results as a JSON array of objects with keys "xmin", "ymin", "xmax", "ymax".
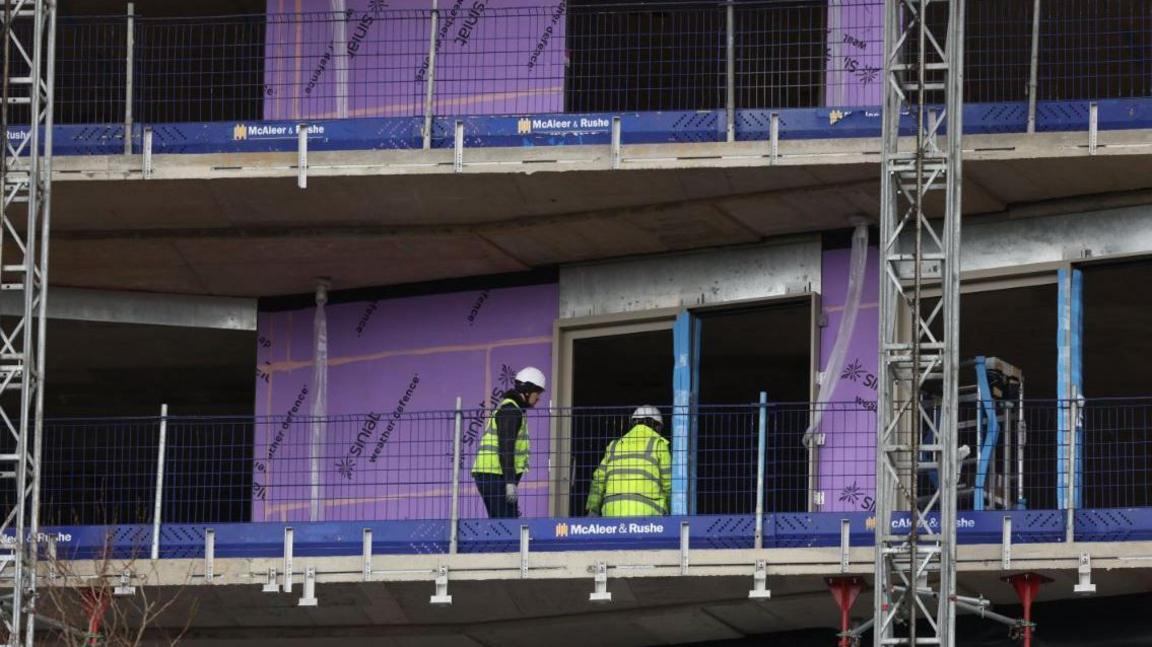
[{"xmin": 805, "ymin": 223, "xmax": 869, "ymax": 447}]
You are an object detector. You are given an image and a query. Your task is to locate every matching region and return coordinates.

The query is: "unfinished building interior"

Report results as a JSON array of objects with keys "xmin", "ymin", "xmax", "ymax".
[{"xmin": 0, "ymin": 0, "xmax": 1151, "ymax": 645}]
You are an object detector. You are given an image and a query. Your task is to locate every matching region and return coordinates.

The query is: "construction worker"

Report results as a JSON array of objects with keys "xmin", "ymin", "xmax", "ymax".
[
  {"xmin": 586, "ymin": 406, "xmax": 672, "ymax": 518},
  {"xmin": 471, "ymin": 366, "xmax": 546, "ymax": 518}
]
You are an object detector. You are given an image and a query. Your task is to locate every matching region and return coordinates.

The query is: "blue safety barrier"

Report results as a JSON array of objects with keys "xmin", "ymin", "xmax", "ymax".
[
  {"xmin": 430, "ymin": 111, "xmax": 725, "ymax": 148},
  {"xmin": 3, "ymin": 124, "xmax": 126, "ymax": 156},
  {"xmin": 18, "ymin": 508, "xmax": 1095, "ymax": 560},
  {"xmin": 9, "ymin": 98, "xmax": 1151, "ymax": 158},
  {"xmin": 36, "ymin": 520, "xmax": 450, "ymax": 560},
  {"xmin": 139, "ymin": 118, "xmax": 425, "ymax": 155},
  {"xmin": 458, "ymin": 514, "xmax": 756, "ymax": 553},
  {"xmin": 1075, "ymin": 508, "xmax": 1152, "ymax": 542}
]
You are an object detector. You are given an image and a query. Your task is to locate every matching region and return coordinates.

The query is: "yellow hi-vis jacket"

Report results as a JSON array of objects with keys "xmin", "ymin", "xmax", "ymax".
[
  {"xmin": 471, "ymin": 398, "xmax": 530, "ymax": 477},
  {"xmin": 586, "ymin": 423, "xmax": 672, "ymax": 517}
]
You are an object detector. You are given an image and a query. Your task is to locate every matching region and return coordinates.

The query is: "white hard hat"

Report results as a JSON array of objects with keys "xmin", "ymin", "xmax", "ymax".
[
  {"xmin": 631, "ymin": 405, "xmax": 663, "ymax": 426},
  {"xmin": 514, "ymin": 366, "xmax": 546, "ymax": 392}
]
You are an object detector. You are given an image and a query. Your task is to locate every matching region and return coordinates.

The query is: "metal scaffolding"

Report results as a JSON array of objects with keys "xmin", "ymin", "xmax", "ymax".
[
  {"xmin": 0, "ymin": 0, "xmax": 55, "ymax": 645},
  {"xmin": 874, "ymin": 0, "xmax": 965, "ymax": 645}
]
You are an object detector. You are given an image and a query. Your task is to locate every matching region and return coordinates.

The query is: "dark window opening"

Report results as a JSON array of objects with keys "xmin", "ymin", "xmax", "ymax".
[
  {"xmin": 53, "ymin": 2, "xmax": 267, "ymax": 124},
  {"xmin": 735, "ymin": 1, "xmax": 828, "ymax": 110},
  {"xmin": 1082, "ymin": 259, "xmax": 1152, "ymax": 509},
  {"xmin": 695, "ymin": 301, "xmax": 811, "ymax": 515},
  {"xmin": 132, "ymin": 14, "xmax": 267, "ymax": 123},
  {"xmin": 6, "ymin": 320, "xmax": 258, "ymax": 526},
  {"xmin": 1039, "ymin": 0, "xmax": 1152, "ymax": 101},
  {"xmin": 925, "ymin": 285, "xmax": 1059, "ymax": 511},
  {"xmin": 567, "ymin": 0, "xmax": 827, "ymax": 112},
  {"xmin": 565, "ymin": 3, "xmax": 726, "ymax": 112}
]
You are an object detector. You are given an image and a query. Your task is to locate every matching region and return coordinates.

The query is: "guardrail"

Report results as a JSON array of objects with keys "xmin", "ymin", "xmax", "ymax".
[
  {"xmin": 36, "ymin": 0, "xmax": 1152, "ymax": 136},
  {"xmin": 32, "ymin": 398, "xmax": 1152, "ymax": 528}
]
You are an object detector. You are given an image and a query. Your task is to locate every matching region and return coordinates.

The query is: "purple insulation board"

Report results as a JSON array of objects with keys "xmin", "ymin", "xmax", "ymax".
[
  {"xmin": 263, "ymin": 0, "xmax": 566, "ymax": 120},
  {"xmin": 253, "ymin": 283, "xmax": 558, "ymax": 522},
  {"xmin": 817, "ymin": 246, "xmax": 880, "ymax": 513},
  {"xmin": 825, "ymin": 0, "xmax": 883, "ymax": 108}
]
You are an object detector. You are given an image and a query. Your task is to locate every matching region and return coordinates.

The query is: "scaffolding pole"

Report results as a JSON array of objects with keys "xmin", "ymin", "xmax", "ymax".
[
  {"xmin": 0, "ymin": 0, "xmax": 56, "ymax": 645},
  {"xmin": 874, "ymin": 0, "xmax": 965, "ymax": 645}
]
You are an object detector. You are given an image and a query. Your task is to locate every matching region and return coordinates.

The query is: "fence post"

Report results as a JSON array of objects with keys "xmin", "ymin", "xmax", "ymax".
[
  {"xmin": 298, "ymin": 123, "xmax": 309, "ymax": 190},
  {"xmin": 422, "ymin": 4, "xmax": 440, "ymax": 150},
  {"xmin": 1066, "ymin": 388, "xmax": 1079, "ymax": 543},
  {"xmin": 449, "ymin": 396, "xmax": 463, "ymax": 555},
  {"xmin": 150, "ymin": 403, "xmax": 168, "ymax": 561},
  {"xmin": 754, "ymin": 392, "xmax": 768, "ymax": 550},
  {"xmin": 124, "ymin": 2, "xmax": 134, "ymax": 155},
  {"xmin": 1026, "ymin": 0, "xmax": 1041, "ymax": 134},
  {"xmin": 725, "ymin": 0, "xmax": 736, "ymax": 142}
]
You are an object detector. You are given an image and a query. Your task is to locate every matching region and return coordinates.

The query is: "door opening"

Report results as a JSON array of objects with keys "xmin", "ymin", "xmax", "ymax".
[
  {"xmin": 695, "ymin": 300, "xmax": 813, "ymax": 514},
  {"xmin": 569, "ymin": 329, "xmax": 674, "ymax": 515}
]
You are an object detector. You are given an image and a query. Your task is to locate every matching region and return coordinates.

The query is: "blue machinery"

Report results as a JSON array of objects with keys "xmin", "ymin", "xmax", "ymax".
[
  {"xmin": 963, "ymin": 357, "xmax": 1027, "ymax": 511},
  {"xmin": 925, "ymin": 357, "xmax": 1027, "ymax": 512}
]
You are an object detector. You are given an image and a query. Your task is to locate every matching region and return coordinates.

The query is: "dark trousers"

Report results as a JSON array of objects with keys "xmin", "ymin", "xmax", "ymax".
[{"xmin": 474, "ymin": 473, "xmax": 520, "ymax": 519}]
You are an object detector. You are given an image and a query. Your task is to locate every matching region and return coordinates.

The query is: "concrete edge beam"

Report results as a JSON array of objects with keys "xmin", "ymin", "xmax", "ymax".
[
  {"xmin": 47, "ymin": 130, "xmax": 1152, "ymax": 183},
  {"xmin": 45, "ymin": 541, "xmax": 1152, "ymax": 589},
  {"xmin": 0, "ymin": 287, "xmax": 257, "ymax": 330}
]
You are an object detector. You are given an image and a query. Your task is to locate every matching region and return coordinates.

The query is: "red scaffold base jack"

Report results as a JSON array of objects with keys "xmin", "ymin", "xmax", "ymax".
[
  {"xmin": 826, "ymin": 576, "xmax": 866, "ymax": 647},
  {"xmin": 80, "ymin": 588, "xmax": 110, "ymax": 646},
  {"xmin": 1003, "ymin": 573, "xmax": 1052, "ymax": 647}
]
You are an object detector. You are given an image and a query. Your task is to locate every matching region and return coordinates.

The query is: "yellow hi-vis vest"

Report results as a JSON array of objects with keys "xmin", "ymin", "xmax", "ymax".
[
  {"xmin": 586, "ymin": 424, "xmax": 672, "ymax": 517},
  {"xmin": 471, "ymin": 398, "xmax": 530, "ymax": 477}
]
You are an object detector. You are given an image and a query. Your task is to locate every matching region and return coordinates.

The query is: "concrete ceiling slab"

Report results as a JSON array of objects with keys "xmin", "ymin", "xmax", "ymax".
[
  {"xmin": 631, "ymin": 607, "xmax": 744, "ymax": 643},
  {"xmin": 967, "ymin": 156, "xmax": 1152, "ymax": 207},
  {"xmin": 42, "ymin": 152, "xmax": 1152, "ymax": 297},
  {"xmin": 110, "ymin": 566, "xmax": 1152, "ymax": 647},
  {"xmin": 174, "ymin": 236, "xmax": 527, "ymax": 296},
  {"xmin": 48, "ymin": 239, "xmax": 206, "ymax": 293},
  {"xmin": 699, "ymin": 600, "xmax": 795, "ymax": 636}
]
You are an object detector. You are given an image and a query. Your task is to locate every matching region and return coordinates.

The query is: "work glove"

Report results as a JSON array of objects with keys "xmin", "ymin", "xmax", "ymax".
[{"xmin": 505, "ymin": 483, "xmax": 518, "ymax": 505}]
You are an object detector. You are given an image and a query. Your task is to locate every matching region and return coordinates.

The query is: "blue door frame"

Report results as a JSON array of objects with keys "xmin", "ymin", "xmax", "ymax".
[
  {"xmin": 672, "ymin": 309, "xmax": 700, "ymax": 515},
  {"xmin": 1057, "ymin": 268, "xmax": 1084, "ymax": 510}
]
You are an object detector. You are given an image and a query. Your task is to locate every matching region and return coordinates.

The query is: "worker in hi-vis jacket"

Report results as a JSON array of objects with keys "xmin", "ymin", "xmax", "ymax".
[
  {"xmin": 586, "ymin": 406, "xmax": 672, "ymax": 518},
  {"xmin": 470, "ymin": 367, "xmax": 546, "ymax": 518}
]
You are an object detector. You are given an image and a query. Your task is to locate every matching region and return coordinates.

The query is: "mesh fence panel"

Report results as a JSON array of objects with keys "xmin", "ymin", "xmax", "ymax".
[{"xmin": 38, "ymin": 1, "xmax": 1152, "ymax": 126}]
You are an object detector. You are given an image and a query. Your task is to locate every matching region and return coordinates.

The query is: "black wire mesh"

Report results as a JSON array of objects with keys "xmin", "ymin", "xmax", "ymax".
[
  {"xmin": 55, "ymin": 17, "xmax": 129, "ymax": 125},
  {"xmin": 34, "ymin": 1, "xmax": 1152, "ymax": 127},
  {"xmin": 35, "ymin": 399, "xmax": 1152, "ymax": 527},
  {"xmin": 37, "ymin": 404, "xmax": 868, "ymax": 525}
]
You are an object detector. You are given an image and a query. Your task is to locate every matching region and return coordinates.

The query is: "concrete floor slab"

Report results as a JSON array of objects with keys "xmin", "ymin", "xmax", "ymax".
[{"xmin": 36, "ymin": 132, "xmax": 1152, "ymax": 296}]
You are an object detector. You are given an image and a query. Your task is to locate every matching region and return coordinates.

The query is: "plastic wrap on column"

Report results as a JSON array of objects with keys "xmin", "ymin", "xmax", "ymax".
[
  {"xmin": 310, "ymin": 280, "xmax": 331, "ymax": 522},
  {"xmin": 805, "ymin": 224, "xmax": 869, "ymax": 444}
]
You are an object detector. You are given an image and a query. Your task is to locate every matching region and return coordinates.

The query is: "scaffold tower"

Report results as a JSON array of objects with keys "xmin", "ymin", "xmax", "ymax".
[
  {"xmin": 0, "ymin": 0, "xmax": 55, "ymax": 644},
  {"xmin": 874, "ymin": 0, "xmax": 965, "ymax": 645}
]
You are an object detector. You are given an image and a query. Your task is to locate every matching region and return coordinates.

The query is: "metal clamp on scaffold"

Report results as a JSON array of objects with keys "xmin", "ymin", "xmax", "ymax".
[
  {"xmin": 261, "ymin": 567, "xmax": 278, "ymax": 594},
  {"xmin": 1074, "ymin": 553, "xmax": 1096, "ymax": 595},
  {"xmin": 298, "ymin": 567, "xmax": 318, "ymax": 607},
  {"xmin": 203, "ymin": 528, "xmax": 215, "ymax": 584},
  {"xmin": 282, "ymin": 527, "xmax": 295, "ymax": 594},
  {"xmin": 362, "ymin": 529, "xmax": 373, "ymax": 582},
  {"xmin": 113, "ymin": 571, "xmax": 136, "ymax": 597},
  {"xmin": 748, "ymin": 560, "xmax": 771, "ymax": 600},
  {"xmin": 430, "ymin": 565, "xmax": 452, "ymax": 606},
  {"xmin": 589, "ymin": 562, "xmax": 611, "ymax": 603}
]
